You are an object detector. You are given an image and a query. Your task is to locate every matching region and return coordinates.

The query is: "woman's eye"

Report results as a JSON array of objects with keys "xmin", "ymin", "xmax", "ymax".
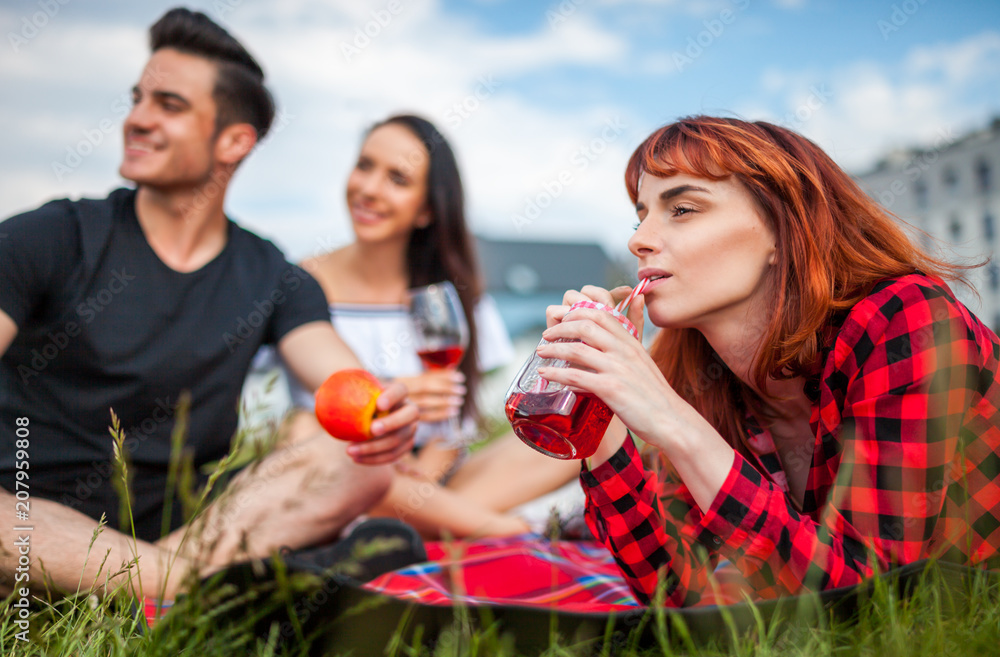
[{"xmin": 672, "ymin": 205, "xmax": 694, "ymax": 217}]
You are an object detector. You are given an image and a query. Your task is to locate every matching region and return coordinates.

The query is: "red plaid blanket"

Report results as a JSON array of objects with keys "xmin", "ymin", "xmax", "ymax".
[
  {"xmin": 363, "ymin": 535, "xmax": 642, "ymax": 612},
  {"xmin": 145, "ymin": 536, "xmax": 746, "ymax": 627},
  {"xmin": 143, "ymin": 537, "xmax": 639, "ymax": 627}
]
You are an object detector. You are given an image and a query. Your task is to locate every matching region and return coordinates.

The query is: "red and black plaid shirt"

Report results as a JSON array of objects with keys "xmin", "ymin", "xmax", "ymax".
[{"xmin": 581, "ymin": 274, "xmax": 1000, "ymax": 606}]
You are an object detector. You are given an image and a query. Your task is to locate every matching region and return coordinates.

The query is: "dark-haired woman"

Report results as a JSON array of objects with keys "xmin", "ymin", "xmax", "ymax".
[
  {"xmin": 539, "ymin": 116, "xmax": 1000, "ymax": 606},
  {"xmin": 286, "ymin": 115, "xmax": 580, "ymax": 538}
]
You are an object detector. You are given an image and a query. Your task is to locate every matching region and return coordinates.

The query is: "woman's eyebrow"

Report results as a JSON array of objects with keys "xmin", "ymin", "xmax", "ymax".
[
  {"xmin": 659, "ymin": 184, "xmax": 710, "ymax": 202},
  {"xmin": 636, "ymin": 184, "xmax": 711, "ymax": 212}
]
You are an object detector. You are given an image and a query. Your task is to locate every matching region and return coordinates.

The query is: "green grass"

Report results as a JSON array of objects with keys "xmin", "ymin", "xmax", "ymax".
[
  {"xmin": 4, "ymin": 395, "xmax": 998, "ymax": 656},
  {"xmin": 3, "ymin": 559, "xmax": 998, "ymax": 656}
]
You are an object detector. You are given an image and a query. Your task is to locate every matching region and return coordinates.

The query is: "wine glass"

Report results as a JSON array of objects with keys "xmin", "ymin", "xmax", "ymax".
[{"xmin": 407, "ymin": 281, "xmax": 470, "ymax": 442}]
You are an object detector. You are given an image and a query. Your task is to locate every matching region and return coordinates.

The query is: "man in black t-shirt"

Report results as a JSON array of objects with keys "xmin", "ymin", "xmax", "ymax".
[{"xmin": 0, "ymin": 9, "xmax": 417, "ymax": 602}]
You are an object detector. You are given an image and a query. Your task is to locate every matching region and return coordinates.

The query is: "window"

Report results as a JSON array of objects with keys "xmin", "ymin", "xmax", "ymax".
[
  {"xmin": 977, "ymin": 159, "xmax": 992, "ymax": 194},
  {"xmin": 914, "ymin": 180, "xmax": 929, "ymax": 209},
  {"xmin": 990, "ymin": 263, "xmax": 1000, "ymax": 292},
  {"xmin": 943, "ymin": 167, "xmax": 959, "ymax": 195},
  {"xmin": 949, "ymin": 214, "xmax": 962, "ymax": 241},
  {"xmin": 986, "ymin": 212, "xmax": 996, "ymax": 241}
]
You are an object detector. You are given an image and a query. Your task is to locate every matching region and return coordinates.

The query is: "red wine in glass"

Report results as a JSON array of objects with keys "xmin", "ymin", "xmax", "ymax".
[
  {"xmin": 505, "ymin": 390, "xmax": 613, "ymax": 460},
  {"xmin": 417, "ymin": 345, "xmax": 466, "ymax": 370},
  {"xmin": 408, "ymin": 281, "xmax": 470, "ymax": 442}
]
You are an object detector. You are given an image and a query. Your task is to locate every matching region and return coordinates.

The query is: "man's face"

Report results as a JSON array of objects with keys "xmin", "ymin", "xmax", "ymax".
[{"xmin": 118, "ymin": 48, "xmax": 220, "ymax": 190}]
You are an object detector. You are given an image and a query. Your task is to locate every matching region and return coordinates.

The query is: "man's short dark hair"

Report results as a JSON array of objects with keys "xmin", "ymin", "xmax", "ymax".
[{"xmin": 150, "ymin": 7, "xmax": 275, "ymax": 140}]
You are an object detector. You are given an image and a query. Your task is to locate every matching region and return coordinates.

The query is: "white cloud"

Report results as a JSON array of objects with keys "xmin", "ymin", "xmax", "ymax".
[
  {"xmin": 0, "ymin": 19, "xmax": 145, "ymax": 83},
  {"xmin": 735, "ymin": 30, "xmax": 1000, "ymax": 173},
  {"xmin": 246, "ymin": 10, "xmax": 625, "ymax": 96},
  {"xmin": 0, "ymin": 0, "xmax": 637, "ymax": 262},
  {"xmin": 2, "ymin": 2, "xmax": 996, "ymax": 271},
  {"xmin": 905, "ymin": 30, "xmax": 1000, "ymax": 85}
]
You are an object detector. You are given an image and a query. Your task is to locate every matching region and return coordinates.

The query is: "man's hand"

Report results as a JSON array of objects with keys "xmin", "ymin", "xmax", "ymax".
[
  {"xmin": 278, "ymin": 323, "xmax": 419, "ymax": 464},
  {"xmin": 343, "ymin": 381, "xmax": 418, "ymax": 465}
]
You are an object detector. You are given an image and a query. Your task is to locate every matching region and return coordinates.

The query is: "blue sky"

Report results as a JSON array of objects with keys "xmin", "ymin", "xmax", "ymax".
[{"xmin": 1, "ymin": 0, "xmax": 998, "ymax": 264}]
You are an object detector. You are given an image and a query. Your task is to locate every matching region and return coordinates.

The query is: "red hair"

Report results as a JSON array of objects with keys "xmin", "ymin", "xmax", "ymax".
[{"xmin": 626, "ymin": 116, "xmax": 967, "ymax": 446}]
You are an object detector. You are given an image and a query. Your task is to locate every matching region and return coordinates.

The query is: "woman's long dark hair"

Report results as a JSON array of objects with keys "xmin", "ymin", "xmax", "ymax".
[{"xmin": 371, "ymin": 115, "xmax": 483, "ymax": 423}]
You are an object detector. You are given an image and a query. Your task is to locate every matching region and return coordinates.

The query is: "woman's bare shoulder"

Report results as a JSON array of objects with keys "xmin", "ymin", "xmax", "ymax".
[{"xmin": 301, "ymin": 247, "xmax": 352, "ymax": 301}]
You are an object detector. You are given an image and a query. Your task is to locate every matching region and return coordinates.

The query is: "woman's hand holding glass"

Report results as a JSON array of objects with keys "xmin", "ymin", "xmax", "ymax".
[
  {"xmin": 394, "ymin": 369, "xmax": 466, "ymax": 424},
  {"xmin": 407, "ymin": 281, "xmax": 470, "ymax": 443}
]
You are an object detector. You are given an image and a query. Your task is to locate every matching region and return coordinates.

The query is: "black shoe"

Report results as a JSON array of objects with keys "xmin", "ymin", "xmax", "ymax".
[
  {"xmin": 279, "ymin": 517, "xmax": 426, "ymax": 584},
  {"xmin": 186, "ymin": 519, "xmax": 426, "ymax": 648}
]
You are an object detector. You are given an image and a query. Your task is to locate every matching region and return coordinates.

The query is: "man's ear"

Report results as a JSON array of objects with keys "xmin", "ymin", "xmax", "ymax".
[{"xmin": 214, "ymin": 123, "xmax": 258, "ymax": 165}]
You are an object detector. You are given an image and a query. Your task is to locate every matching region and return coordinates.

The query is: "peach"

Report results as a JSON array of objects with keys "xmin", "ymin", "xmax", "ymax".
[{"xmin": 314, "ymin": 369, "xmax": 385, "ymax": 442}]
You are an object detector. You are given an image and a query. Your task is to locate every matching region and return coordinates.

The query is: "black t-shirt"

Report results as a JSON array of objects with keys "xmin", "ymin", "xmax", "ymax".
[{"xmin": 0, "ymin": 188, "xmax": 329, "ymax": 541}]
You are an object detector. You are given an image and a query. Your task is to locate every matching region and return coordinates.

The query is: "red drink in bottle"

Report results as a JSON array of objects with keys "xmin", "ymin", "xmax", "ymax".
[
  {"xmin": 505, "ymin": 391, "xmax": 613, "ymax": 459},
  {"xmin": 503, "ymin": 300, "xmax": 639, "ymax": 460}
]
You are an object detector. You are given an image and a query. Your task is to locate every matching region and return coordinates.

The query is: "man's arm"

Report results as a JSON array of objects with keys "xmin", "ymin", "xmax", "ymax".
[
  {"xmin": 277, "ymin": 321, "xmax": 362, "ymax": 390},
  {"xmin": 0, "ymin": 486, "xmax": 194, "ymax": 600},
  {"xmin": 0, "ymin": 308, "xmax": 16, "ymax": 356}
]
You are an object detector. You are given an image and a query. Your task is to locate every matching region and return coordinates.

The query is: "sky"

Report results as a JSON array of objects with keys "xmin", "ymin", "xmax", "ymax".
[{"xmin": 2, "ymin": 0, "xmax": 999, "ymax": 265}]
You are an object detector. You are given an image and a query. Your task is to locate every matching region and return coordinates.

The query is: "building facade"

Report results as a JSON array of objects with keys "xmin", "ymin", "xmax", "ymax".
[
  {"xmin": 855, "ymin": 117, "xmax": 1000, "ymax": 331},
  {"xmin": 475, "ymin": 236, "xmax": 634, "ymax": 339}
]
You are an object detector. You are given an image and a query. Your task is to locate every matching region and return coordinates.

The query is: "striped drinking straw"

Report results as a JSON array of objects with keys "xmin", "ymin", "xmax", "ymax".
[
  {"xmin": 529, "ymin": 280, "xmax": 649, "ymax": 394},
  {"xmin": 614, "ymin": 277, "xmax": 650, "ymax": 315}
]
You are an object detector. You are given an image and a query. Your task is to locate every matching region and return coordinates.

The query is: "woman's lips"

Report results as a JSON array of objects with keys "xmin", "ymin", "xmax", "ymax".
[
  {"xmin": 638, "ymin": 269, "xmax": 672, "ymax": 285},
  {"xmin": 351, "ymin": 206, "xmax": 384, "ymax": 224}
]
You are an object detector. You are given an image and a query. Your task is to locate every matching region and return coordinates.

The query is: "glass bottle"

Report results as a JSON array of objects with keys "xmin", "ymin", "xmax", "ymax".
[{"xmin": 504, "ymin": 300, "xmax": 638, "ymax": 459}]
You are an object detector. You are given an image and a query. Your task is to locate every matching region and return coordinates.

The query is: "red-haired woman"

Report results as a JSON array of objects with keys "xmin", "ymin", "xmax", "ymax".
[{"xmin": 539, "ymin": 116, "xmax": 1000, "ymax": 606}]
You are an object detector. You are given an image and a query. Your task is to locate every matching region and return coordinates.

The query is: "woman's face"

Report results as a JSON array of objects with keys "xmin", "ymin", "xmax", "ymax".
[
  {"xmin": 629, "ymin": 172, "xmax": 777, "ymax": 335},
  {"xmin": 346, "ymin": 123, "xmax": 430, "ymax": 244}
]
